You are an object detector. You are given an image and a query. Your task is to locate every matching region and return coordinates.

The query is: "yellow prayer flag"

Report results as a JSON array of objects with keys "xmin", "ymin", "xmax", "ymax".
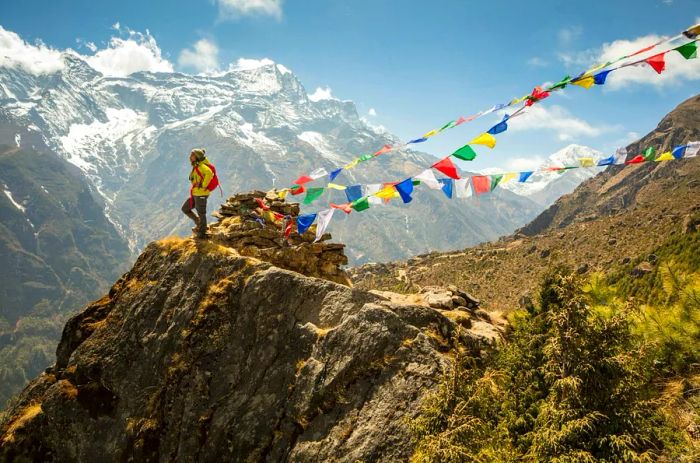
[
  {"xmin": 571, "ymin": 76, "xmax": 595, "ymax": 89},
  {"xmin": 502, "ymin": 172, "xmax": 517, "ymax": 184},
  {"xmin": 422, "ymin": 129, "xmax": 439, "ymax": 138},
  {"xmin": 469, "ymin": 132, "xmax": 497, "ymax": 149},
  {"xmin": 278, "ymin": 190, "xmax": 288, "ymax": 199},
  {"xmin": 578, "ymin": 157, "xmax": 595, "ymax": 167},
  {"xmin": 655, "ymin": 151, "xmax": 674, "ymax": 162},
  {"xmin": 584, "ymin": 62, "xmax": 607, "ymax": 75},
  {"xmin": 327, "ymin": 183, "xmax": 347, "ymax": 190},
  {"xmin": 374, "ymin": 186, "xmax": 397, "ymax": 199},
  {"xmin": 344, "ymin": 159, "xmax": 360, "ymax": 170}
]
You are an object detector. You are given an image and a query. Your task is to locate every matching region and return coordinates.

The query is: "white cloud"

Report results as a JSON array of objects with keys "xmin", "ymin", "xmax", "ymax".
[
  {"xmin": 85, "ymin": 30, "xmax": 173, "ymax": 77},
  {"xmin": 505, "ymin": 105, "xmax": 607, "ymax": 141},
  {"xmin": 527, "ymin": 57, "xmax": 548, "ymax": 67},
  {"xmin": 178, "ymin": 38, "xmax": 219, "ymax": 73},
  {"xmin": 559, "ymin": 34, "xmax": 700, "ymax": 89},
  {"xmin": 558, "ymin": 26, "xmax": 582, "ymax": 45},
  {"xmin": 85, "ymin": 41, "xmax": 97, "ymax": 52},
  {"xmin": 505, "ymin": 156, "xmax": 546, "ymax": 172},
  {"xmin": 215, "ymin": 0, "xmax": 283, "ymax": 20},
  {"xmin": 308, "ymin": 86, "xmax": 335, "ymax": 102},
  {"xmin": 228, "ymin": 57, "xmax": 275, "ymax": 71},
  {"xmin": 368, "ymin": 108, "xmax": 377, "ymax": 117},
  {"xmin": 111, "ymin": 22, "xmax": 121, "ymax": 31},
  {"xmin": 0, "ymin": 26, "xmax": 65, "ymax": 74}
]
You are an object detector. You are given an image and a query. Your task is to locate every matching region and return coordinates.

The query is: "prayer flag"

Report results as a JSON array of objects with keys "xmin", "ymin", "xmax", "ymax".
[
  {"xmin": 432, "ymin": 157, "xmax": 460, "ymax": 179},
  {"xmin": 549, "ymin": 75, "xmax": 571, "ymax": 90},
  {"xmin": 471, "ymin": 175, "xmax": 491, "ymax": 195},
  {"xmin": 645, "ymin": 53, "xmax": 666, "ymax": 74},
  {"xmin": 452, "ymin": 144, "xmax": 477, "ymax": 161},
  {"xmin": 284, "ymin": 219, "xmax": 293, "ymax": 239},
  {"xmin": 519, "ymin": 171, "xmax": 534, "ymax": 182},
  {"xmin": 303, "ymin": 187, "xmax": 325, "ymax": 205},
  {"xmin": 345, "ymin": 184, "xmax": 363, "ymax": 203},
  {"xmin": 278, "ymin": 190, "xmax": 288, "ymax": 199},
  {"xmin": 359, "ymin": 154, "xmax": 373, "ymax": 162},
  {"xmin": 297, "ymin": 213, "xmax": 317, "ymax": 234},
  {"xmin": 351, "ymin": 197, "xmax": 370, "ymax": 212},
  {"xmin": 422, "ymin": 129, "xmax": 439, "ymax": 138},
  {"xmin": 578, "ymin": 157, "xmax": 595, "ymax": 167},
  {"xmin": 375, "ymin": 185, "xmax": 398, "ymax": 199},
  {"xmin": 614, "ymin": 147, "xmax": 628, "ymax": 165},
  {"xmin": 455, "ymin": 178, "xmax": 472, "ymax": 198},
  {"xmin": 294, "ymin": 175, "xmax": 313, "ymax": 185},
  {"xmin": 327, "ymin": 183, "xmax": 346, "ymax": 190},
  {"xmin": 502, "ymin": 172, "xmax": 518, "ymax": 184},
  {"xmin": 655, "ymin": 151, "xmax": 674, "ymax": 162},
  {"xmin": 310, "ymin": 168, "xmax": 328, "ymax": 180},
  {"xmin": 686, "ymin": 141, "xmax": 700, "ymax": 158},
  {"xmin": 440, "ymin": 120, "xmax": 457, "ymax": 131},
  {"xmin": 626, "ymin": 155, "xmax": 646, "ymax": 164},
  {"xmin": 490, "ymin": 174, "xmax": 504, "ymax": 191},
  {"xmin": 408, "ymin": 137, "xmax": 428, "ymax": 144},
  {"xmin": 438, "ymin": 178, "xmax": 453, "ymax": 198},
  {"xmin": 597, "ymin": 155, "xmax": 614, "ymax": 166},
  {"xmin": 329, "ymin": 168, "xmax": 342, "ymax": 181},
  {"xmin": 594, "ymin": 70, "xmax": 612, "ymax": 85},
  {"xmin": 642, "ymin": 146, "xmax": 657, "ymax": 161},
  {"xmin": 629, "ymin": 44, "xmax": 656, "ymax": 57},
  {"xmin": 374, "ymin": 144, "xmax": 393, "ymax": 156},
  {"xmin": 255, "ymin": 197, "xmax": 270, "ymax": 210},
  {"xmin": 672, "ymin": 145, "xmax": 687, "ymax": 159},
  {"xmin": 470, "ymin": 132, "xmax": 497, "ymax": 149},
  {"xmin": 454, "ymin": 116, "xmax": 468, "ymax": 126},
  {"xmin": 330, "ymin": 203, "xmax": 352, "ymax": 214},
  {"xmin": 487, "ymin": 114, "xmax": 509, "ymax": 135},
  {"xmin": 366, "ymin": 184, "xmax": 384, "ymax": 205},
  {"xmin": 415, "ymin": 169, "xmax": 442, "ymax": 189},
  {"xmin": 395, "ymin": 178, "xmax": 414, "ymax": 203},
  {"xmin": 314, "ymin": 209, "xmax": 335, "ymax": 242},
  {"xmin": 571, "ymin": 76, "xmax": 595, "ymax": 89},
  {"xmin": 344, "ymin": 159, "xmax": 360, "ymax": 169},
  {"xmin": 525, "ymin": 86, "xmax": 550, "ymax": 106},
  {"xmin": 675, "ymin": 41, "xmax": 698, "ymax": 59},
  {"xmin": 291, "ymin": 185, "xmax": 306, "ymax": 195}
]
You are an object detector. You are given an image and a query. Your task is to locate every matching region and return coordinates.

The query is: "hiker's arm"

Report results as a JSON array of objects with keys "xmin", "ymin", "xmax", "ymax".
[{"xmin": 201, "ymin": 165, "xmax": 214, "ymax": 189}]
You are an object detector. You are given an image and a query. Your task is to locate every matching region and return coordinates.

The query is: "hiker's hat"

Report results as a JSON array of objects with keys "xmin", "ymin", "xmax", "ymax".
[{"xmin": 191, "ymin": 148, "xmax": 206, "ymax": 160}]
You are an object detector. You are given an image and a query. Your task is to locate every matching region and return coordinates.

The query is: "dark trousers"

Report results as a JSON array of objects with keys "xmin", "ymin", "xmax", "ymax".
[{"xmin": 182, "ymin": 195, "xmax": 208, "ymax": 236}]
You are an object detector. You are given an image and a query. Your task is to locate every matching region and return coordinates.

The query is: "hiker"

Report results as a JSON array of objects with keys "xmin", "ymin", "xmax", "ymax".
[{"xmin": 182, "ymin": 148, "xmax": 213, "ymax": 239}]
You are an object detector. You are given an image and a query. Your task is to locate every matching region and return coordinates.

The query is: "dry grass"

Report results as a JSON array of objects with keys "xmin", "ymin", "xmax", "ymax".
[
  {"xmin": 58, "ymin": 379, "xmax": 78, "ymax": 400},
  {"xmin": 1, "ymin": 403, "xmax": 42, "ymax": 444}
]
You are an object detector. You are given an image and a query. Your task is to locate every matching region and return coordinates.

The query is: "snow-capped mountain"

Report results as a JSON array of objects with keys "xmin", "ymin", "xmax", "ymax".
[
  {"xmin": 492, "ymin": 144, "xmax": 604, "ymax": 207},
  {"xmin": 0, "ymin": 53, "xmax": 543, "ymax": 263}
]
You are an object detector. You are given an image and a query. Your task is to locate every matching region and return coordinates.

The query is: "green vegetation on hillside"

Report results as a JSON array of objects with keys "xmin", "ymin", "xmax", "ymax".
[{"xmin": 411, "ymin": 231, "xmax": 700, "ymax": 462}]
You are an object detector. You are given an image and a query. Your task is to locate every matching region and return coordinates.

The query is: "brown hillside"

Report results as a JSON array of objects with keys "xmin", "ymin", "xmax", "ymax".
[{"xmin": 350, "ymin": 94, "xmax": 700, "ymax": 312}]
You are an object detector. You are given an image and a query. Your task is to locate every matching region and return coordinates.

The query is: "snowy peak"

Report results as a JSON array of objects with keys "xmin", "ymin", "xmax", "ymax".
[{"xmin": 546, "ymin": 144, "xmax": 604, "ymax": 167}]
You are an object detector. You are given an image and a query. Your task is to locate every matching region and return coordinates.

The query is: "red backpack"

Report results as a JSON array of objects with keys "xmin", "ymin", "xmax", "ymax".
[{"xmin": 194, "ymin": 161, "xmax": 223, "ymax": 196}]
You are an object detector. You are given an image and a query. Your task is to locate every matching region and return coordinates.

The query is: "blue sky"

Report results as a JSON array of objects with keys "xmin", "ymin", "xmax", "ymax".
[{"xmin": 2, "ymin": 0, "xmax": 699, "ymax": 172}]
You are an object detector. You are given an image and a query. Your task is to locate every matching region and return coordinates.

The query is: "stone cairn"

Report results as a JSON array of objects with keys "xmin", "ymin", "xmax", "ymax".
[{"xmin": 210, "ymin": 190, "xmax": 351, "ymax": 286}]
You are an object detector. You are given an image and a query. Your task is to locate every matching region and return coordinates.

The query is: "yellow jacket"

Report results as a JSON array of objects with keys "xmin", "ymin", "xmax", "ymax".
[{"xmin": 189, "ymin": 158, "xmax": 214, "ymax": 196}]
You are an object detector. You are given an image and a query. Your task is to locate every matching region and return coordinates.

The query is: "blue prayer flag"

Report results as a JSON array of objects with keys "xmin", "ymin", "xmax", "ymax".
[
  {"xmin": 487, "ymin": 114, "xmax": 509, "ymax": 135},
  {"xmin": 597, "ymin": 155, "xmax": 615, "ymax": 166},
  {"xmin": 438, "ymin": 178, "xmax": 453, "ymax": 198},
  {"xmin": 518, "ymin": 171, "xmax": 534, "ymax": 182},
  {"xmin": 593, "ymin": 70, "xmax": 612, "ymax": 85},
  {"xmin": 395, "ymin": 178, "xmax": 414, "ymax": 203},
  {"xmin": 297, "ymin": 213, "xmax": 317, "ymax": 235},
  {"xmin": 345, "ymin": 184, "xmax": 363, "ymax": 203},
  {"xmin": 408, "ymin": 137, "xmax": 428, "ymax": 144},
  {"xmin": 329, "ymin": 168, "xmax": 343, "ymax": 181},
  {"xmin": 672, "ymin": 145, "xmax": 687, "ymax": 159}
]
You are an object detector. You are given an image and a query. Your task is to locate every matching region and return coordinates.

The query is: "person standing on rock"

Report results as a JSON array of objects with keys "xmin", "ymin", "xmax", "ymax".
[{"xmin": 182, "ymin": 148, "xmax": 213, "ymax": 239}]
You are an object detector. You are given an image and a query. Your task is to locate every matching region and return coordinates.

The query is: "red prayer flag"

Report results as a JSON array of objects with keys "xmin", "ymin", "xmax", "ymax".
[
  {"xmin": 293, "ymin": 175, "xmax": 313, "ymax": 185},
  {"xmin": 432, "ymin": 157, "xmax": 460, "ymax": 179},
  {"xmin": 330, "ymin": 203, "xmax": 353, "ymax": 214},
  {"xmin": 254, "ymin": 197, "xmax": 270, "ymax": 210},
  {"xmin": 454, "ymin": 116, "xmax": 468, "ymax": 126},
  {"xmin": 626, "ymin": 155, "xmax": 646, "ymax": 164},
  {"xmin": 526, "ymin": 86, "xmax": 550, "ymax": 106},
  {"xmin": 373, "ymin": 144, "xmax": 393, "ymax": 156},
  {"xmin": 471, "ymin": 175, "xmax": 491, "ymax": 195},
  {"xmin": 629, "ymin": 44, "xmax": 655, "ymax": 57},
  {"xmin": 272, "ymin": 212, "xmax": 285, "ymax": 221},
  {"xmin": 291, "ymin": 185, "xmax": 306, "ymax": 195},
  {"xmin": 645, "ymin": 53, "xmax": 666, "ymax": 74},
  {"xmin": 284, "ymin": 219, "xmax": 293, "ymax": 238}
]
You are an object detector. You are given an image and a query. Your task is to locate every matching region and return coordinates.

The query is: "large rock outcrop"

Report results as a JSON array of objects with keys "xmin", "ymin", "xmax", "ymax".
[{"xmin": 0, "ymin": 237, "xmax": 498, "ymax": 462}]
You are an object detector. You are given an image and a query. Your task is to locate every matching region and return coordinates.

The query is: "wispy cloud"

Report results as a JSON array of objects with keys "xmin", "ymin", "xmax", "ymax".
[
  {"xmin": 215, "ymin": 0, "xmax": 283, "ymax": 20},
  {"xmin": 558, "ymin": 25, "xmax": 582, "ymax": 45},
  {"xmin": 527, "ymin": 57, "xmax": 548, "ymax": 67},
  {"xmin": 505, "ymin": 105, "xmax": 610, "ymax": 142},
  {"xmin": 505, "ymin": 156, "xmax": 546, "ymax": 172},
  {"xmin": 178, "ymin": 39, "xmax": 219, "ymax": 73}
]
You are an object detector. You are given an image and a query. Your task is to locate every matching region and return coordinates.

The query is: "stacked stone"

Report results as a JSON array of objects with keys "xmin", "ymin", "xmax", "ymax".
[{"xmin": 210, "ymin": 190, "xmax": 351, "ymax": 286}]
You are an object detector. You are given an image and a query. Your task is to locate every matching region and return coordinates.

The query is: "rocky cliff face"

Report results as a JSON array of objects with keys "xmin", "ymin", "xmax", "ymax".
[{"xmin": 0, "ymin": 219, "xmax": 499, "ymax": 462}]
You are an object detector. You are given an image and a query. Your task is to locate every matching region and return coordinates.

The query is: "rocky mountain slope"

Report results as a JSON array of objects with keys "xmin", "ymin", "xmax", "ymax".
[
  {"xmin": 0, "ymin": 212, "xmax": 500, "ymax": 462},
  {"xmin": 0, "ymin": 54, "xmax": 542, "ymax": 264},
  {"xmin": 351, "ymin": 94, "xmax": 700, "ymax": 312},
  {"xmin": 0, "ymin": 124, "xmax": 131, "ymax": 407}
]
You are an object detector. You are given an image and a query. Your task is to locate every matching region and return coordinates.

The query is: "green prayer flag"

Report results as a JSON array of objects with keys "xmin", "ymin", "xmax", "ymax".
[
  {"xmin": 359, "ymin": 154, "xmax": 373, "ymax": 162},
  {"xmin": 643, "ymin": 146, "xmax": 656, "ymax": 161},
  {"xmin": 549, "ymin": 75, "xmax": 572, "ymax": 91},
  {"xmin": 490, "ymin": 174, "xmax": 503, "ymax": 191},
  {"xmin": 452, "ymin": 144, "xmax": 477, "ymax": 161},
  {"xmin": 351, "ymin": 197, "xmax": 370, "ymax": 212},
  {"xmin": 676, "ymin": 41, "xmax": 698, "ymax": 60},
  {"xmin": 439, "ymin": 120, "xmax": 457, "ymax": 131},
  {"xmin": 302, "ymin": 187, "xmax": 325, "ymax": 205}
]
